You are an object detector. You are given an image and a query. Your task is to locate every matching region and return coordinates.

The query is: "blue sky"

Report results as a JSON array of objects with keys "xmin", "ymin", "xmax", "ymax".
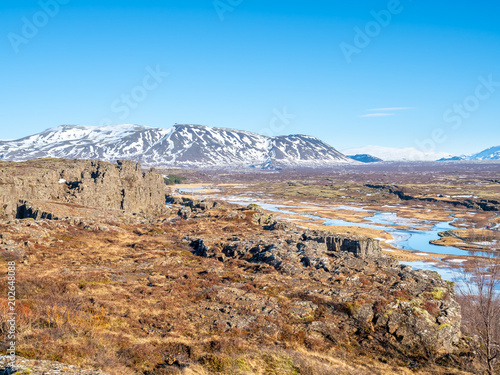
[{"xmin": 1, "ymin": 0, "xmax": 499, "ymax": 155}]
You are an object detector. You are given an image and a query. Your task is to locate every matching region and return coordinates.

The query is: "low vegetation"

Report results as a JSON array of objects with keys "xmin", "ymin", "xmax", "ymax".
[
  {"xmin": 164, "ymin": 174, "xmax": 187, "ymax": 185},
  {"xmin": 0, "ymin": 207, "xmax": 474, "ymax": 374}
]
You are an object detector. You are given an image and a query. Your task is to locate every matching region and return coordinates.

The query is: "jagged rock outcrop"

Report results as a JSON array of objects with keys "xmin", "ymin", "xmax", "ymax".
[
  {"xmin": 189, "ymin": 229, "xmax": 381, "ymax": 274},
  {"xmin": 16, "ymin": 200, "xmax": 58, "ymax": 220},
  {"xmin": 180, "ymin": 203, "xmax": 459, "ymax": 356},
  {"xmin": 188, "ymin": 229, "xmax": 460, "ymax": 356},
  {"xmin": 0, "ymin": 159, "xmax": 167, "ymax": 219},
  {"xmin": 303, "ymin": 231, "xmax": 382, "ymax": 257},
  {"xmin": 252, "ymin": 214, "xmax": 380, "ymax": 258},
  {"xmin": 252, "ymin": 213, "xmax": 383, "ymax": 258}
]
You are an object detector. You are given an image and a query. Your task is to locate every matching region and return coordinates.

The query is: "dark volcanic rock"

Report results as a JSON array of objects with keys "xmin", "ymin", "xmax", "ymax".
[
  {"xmin": 190, "ymin": 229, "xmax": 382, "ymax": 275},
  {"xmin": 303, "ymin": 230, "xmax": 382, "ymax": 257}
]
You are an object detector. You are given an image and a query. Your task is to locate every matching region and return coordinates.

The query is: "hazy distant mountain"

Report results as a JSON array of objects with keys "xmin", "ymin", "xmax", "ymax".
[
  {"xmin": 439, "ymin": 145, "xmax": 500, "ymax": 161},
  {"xmin": 0, "ymin": 124, "xmax": 355, "ymax": 169},
  {"xmin": 342, "ymin": 146, "xmax": 452, "ymax": 162},
  {"xmin": 468, "ymin": 145, "xmax": 500, "ymax": 160},
  {"xmin": 347, "ymin": 154, "xmax": 383, "ymax": 163},
  {"xmin": 438, "ymin": 156, "xmax": 466, "ymax": 161}
]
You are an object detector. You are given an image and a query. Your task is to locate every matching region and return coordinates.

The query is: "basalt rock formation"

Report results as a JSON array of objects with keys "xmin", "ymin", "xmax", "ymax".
[
  {"xmin": 0, "ymin": 159, "xmax": 168, "ymax": 219},
  {"xmin": 302, "ymin": 231, "xmax": 382, "ymax": 258},
  {"xmin": 189, "ymin": 230, "xmax": 382, "ymax": 274},
  {"xmin": 252, "ymin": 211, "xmax": 382, "ymax": 258}
]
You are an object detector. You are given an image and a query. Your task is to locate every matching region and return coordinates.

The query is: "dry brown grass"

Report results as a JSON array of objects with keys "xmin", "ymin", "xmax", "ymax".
[{"xmin": 0, "ymin": 210, "xmax": 476, "ymax": 374}]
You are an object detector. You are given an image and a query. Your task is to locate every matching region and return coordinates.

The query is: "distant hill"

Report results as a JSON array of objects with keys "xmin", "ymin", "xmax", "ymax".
[
  {"xmin": 347, "ymin": 154, "xmax": 383, "ymax": 163},
  {"xmin": 342, "ymin": 145, "xmax": 452, "ymax": 161},
  {"xmin": 0, "ymin": 124, "xmax": 355, "ymax": 169},
  {"xmin": 438, "ymin": 156, "xmax": 467, "ymax": 161}
]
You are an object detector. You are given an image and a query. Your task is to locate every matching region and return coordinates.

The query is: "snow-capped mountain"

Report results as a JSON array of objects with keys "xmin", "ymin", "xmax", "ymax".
[
  {"xmin": 468, "ymin": 145, "xmax": 500, "ymax": 160},
  {"xmin": 0, "ymin": 124, "xmax": 354, "ymax": 169},
  {"xmin": 341, "ymin": 146, "xmax": 452, "ymax": 162},
  {"xmin": 0, "ymin": 125, "xmax": 171, "ymax": 162},
  {"xmin": 439, "ymin": 145, "xmax": 500, "ymax": 161}
]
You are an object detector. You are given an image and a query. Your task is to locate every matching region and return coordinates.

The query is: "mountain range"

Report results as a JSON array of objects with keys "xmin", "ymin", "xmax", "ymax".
[
  {"xmin": 346, "ymin": 154, "xmax": 383, "ymax": 163},
  {"xmin": 342, "ymin": 145, "xmax": 500, "ymax": 162},
  {"xmin": 1, "ymin": 124, "xmax": 498, "ymax": 168},
  {"xmin": 438, "ymin": 146, "xmax": 500, "ymax": 161},
  {"xmin": 0, "ymin": 124, "xmax": 354, "ymax": 169}
]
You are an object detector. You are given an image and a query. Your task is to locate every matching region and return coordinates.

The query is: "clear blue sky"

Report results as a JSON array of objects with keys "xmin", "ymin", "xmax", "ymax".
[{"xmin": 1, "ymin": 0, "xmax": 499, "ymax": 154}]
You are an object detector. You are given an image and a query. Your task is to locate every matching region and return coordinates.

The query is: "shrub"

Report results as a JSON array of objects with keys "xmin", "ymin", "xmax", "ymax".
[{"xmin": 164, "ymin": 175, "xmax": 187, "ymax": 185}]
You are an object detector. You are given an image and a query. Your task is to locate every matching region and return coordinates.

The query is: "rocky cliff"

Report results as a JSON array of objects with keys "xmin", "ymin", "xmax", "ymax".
[{"xmin": 0, "ymin": 159, "xmax": 167, "ymax": 219}]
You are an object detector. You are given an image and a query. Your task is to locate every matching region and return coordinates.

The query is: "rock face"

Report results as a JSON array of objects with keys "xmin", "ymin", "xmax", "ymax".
[
  {"xmin": 0, "ymin": 159, "xmax": 167, "ymax": 219},
  {"xmin": 16, "ymin": 201, "xmax": 58, "ymax": 220},
  {"xmin": 253, "ymin": 213, "xmax": 382, "ymax": 258},
  {"xmin": 303, "ymin": 231, "xmax": 382, "ymax": 258},
  {"xmin": 188, "ymin": 228, "xmax": 383, "ymax": 275}
]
